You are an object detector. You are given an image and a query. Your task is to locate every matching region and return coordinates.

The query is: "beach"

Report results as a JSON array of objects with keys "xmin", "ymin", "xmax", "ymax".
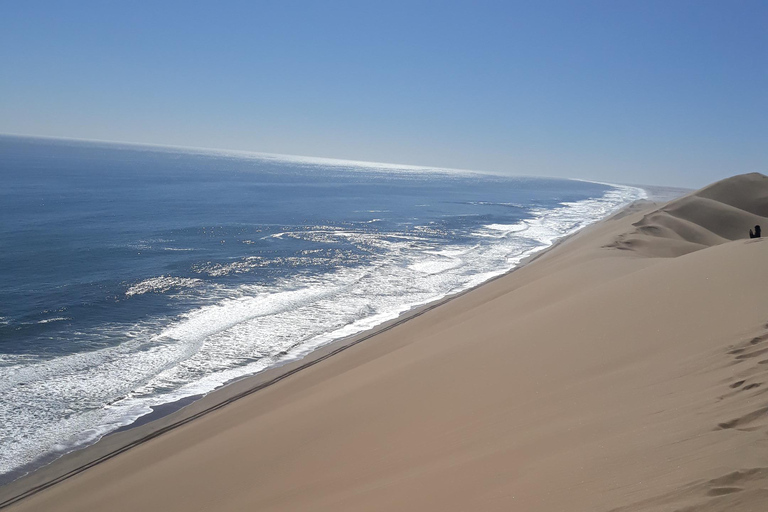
[{"xmin": 3, "ymin": 172, "xmax": 768, "ymax": 511}]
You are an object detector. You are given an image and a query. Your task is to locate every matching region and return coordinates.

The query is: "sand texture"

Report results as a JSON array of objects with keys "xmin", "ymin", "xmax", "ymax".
[{"xmin": 3, "ymin": 173, "xmax": 768, "ymax": 511}]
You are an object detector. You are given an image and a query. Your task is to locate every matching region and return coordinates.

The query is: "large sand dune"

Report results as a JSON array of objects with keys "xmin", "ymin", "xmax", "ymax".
[
  {"xmin": 3, "ymin": 173, "xmax": 768, "ymax": 511},
  {"xmin": 610, "ymin": 172, "xmax": 768, "ymax": 257}
]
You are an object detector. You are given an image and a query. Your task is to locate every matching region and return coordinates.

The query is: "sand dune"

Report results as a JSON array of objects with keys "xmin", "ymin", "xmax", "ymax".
[
  {"xmin": 609, "ymin": 172, "xmax": 768, "ymax": 257},
  {"xmin": 3, "ymin": 174, "xmax": 768, "ymax": 511}
]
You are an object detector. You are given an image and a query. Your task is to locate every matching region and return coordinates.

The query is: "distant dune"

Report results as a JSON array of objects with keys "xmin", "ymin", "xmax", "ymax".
[
  {"xmin": 609, "ymin": 172, "xmax": 768, "ymax": 257},
  {"xmin": 3, "ymin": 173, "xmax": 768, "ymax": 512}
]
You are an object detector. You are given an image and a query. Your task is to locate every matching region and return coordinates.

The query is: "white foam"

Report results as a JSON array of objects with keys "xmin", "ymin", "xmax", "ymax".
[
  {"xmin": 409, "ymin": 258, "xmax": 462, "ymax": 275},
  {"xmin": 483, "ymin": 223, "xmax": 527, "ymax": 232},
  {"xmin": 36, "ymin": 317, "xmax": 71, "ymax": 324},
  {"xmin": 126, "ymin": 276, "xmax": 203, "ymax": 297}
]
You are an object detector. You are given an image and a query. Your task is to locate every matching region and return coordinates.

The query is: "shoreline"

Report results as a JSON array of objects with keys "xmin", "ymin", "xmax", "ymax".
[{"xmin": 0, "ymin": 196, "xmax": 654, "ymax": 507}]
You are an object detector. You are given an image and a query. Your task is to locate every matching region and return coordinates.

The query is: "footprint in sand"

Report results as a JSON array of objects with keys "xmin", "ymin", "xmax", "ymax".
[
  {"xmin": 736, "ymin": 347, "xmax": 768, "ymax": 360},
  {"xmin": 706, "ymin": 486, "xmax": 743, "ymax": 496},
  {"xmin": 717, "ymin": 405, "xmax": 768, "ymax": 430}
]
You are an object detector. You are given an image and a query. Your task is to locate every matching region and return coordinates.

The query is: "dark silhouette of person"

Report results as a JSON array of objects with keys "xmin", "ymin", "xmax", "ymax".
[{"xmin": 750, "ymin": 225, "xmax": 761, "ymax": 238}]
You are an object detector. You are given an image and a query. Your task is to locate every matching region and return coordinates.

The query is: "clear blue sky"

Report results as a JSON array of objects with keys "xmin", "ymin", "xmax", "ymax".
[{"xmin": 1, "ymin": 1, "xmax": 766, "ymax": 187}]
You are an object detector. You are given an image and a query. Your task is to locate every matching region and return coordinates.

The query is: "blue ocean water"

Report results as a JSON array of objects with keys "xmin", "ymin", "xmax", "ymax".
[{"xmin": 0, "ymin": 135, "xmax": 646, "ymax": 481}]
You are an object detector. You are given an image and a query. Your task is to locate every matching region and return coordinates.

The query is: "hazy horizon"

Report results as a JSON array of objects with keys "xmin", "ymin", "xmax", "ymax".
[{"xmin": 0, "ymin": 133, "xmax": 700, "ymax": 195}]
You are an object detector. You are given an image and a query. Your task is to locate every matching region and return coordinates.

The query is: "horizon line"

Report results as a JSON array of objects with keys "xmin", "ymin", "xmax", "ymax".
[
  {"xmin": 0, "ymin": 132, "xmax": 500, "ymax": 177},
  {"xmin": 1, "ymin": 131, "xmax": 657, "ymax": 192}
]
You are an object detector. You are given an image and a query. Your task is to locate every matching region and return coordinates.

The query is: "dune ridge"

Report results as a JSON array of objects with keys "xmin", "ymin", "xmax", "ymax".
[
  {"xmin": 609, "ymin": 172, "xmax": 768, "ymax": 257},
  {"xmin": 3, "ymin": 173, "xmax": 768, "ymax": 512}
]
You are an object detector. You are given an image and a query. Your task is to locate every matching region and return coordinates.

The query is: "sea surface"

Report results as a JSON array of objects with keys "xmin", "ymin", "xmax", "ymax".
[{"xmin": 0, "ymin": 135, "xmax": 646, "ymax": 482}]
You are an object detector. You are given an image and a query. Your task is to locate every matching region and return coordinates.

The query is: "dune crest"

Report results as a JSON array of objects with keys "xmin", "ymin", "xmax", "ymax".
[{"xmin": 608, "ymin": 173, "xmax": 768, "ymax": 257}]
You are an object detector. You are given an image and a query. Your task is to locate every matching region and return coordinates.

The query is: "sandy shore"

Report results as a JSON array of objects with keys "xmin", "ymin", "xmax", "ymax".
[{"xmin": 3, "ymin": 173, "xmax": 768, "ymax": 511}]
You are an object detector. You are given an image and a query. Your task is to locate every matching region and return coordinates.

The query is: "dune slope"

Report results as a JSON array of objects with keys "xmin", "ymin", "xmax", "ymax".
[{"xmin": 609, "ymin": 172, "xmax": 768, "ymax": 257}]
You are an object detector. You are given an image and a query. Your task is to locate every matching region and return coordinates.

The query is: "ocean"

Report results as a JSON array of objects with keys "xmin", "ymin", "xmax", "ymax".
[{"xmin": 0, "ymin": 135, "xmax": 646, "ymax": 482}]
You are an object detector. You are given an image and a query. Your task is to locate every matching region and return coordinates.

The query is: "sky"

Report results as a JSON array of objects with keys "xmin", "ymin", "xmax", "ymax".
[{"xmin": 1, "ymin": 1, "xmax": 766, "ymax": 187}]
